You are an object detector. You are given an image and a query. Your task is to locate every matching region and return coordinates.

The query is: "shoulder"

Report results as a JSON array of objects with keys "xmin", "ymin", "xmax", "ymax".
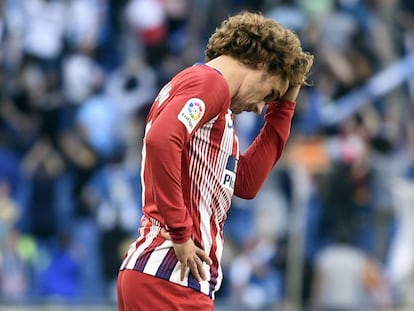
[{"xmin": 174, "ymin": 65, "xmax": 229, "ymax": 96}]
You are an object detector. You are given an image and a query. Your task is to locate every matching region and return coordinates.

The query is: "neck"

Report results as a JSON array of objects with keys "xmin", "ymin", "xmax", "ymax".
[{"xmin": 205, "ymin": 55, "xmax": 245, "ymax": 97}]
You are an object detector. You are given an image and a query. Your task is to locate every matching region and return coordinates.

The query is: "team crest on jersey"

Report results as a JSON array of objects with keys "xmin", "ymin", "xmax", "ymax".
[{"xmin": 178, "ymin": 98, "xmax": 205, "ymax": 133}]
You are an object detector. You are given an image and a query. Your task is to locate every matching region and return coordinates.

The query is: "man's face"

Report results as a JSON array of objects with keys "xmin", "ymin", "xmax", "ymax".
[{"xmin": 230, "ymin": 69, "xmax": 289, "ymax": 115}]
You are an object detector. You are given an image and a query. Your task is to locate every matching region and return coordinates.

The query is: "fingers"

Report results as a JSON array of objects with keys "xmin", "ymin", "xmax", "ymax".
[
  {"xmin": 189, "ymin": 257, "xmax": 202, "ymax": 282},
  {"xmin": 181, "ymin": 256, "xmax": 208, "ymax": 282},
  {"xmin": 196, "ymin": 247, "xmax": 213, "ymax": 265},
  {"xmin": 179, "ymin": 247, "xmax": 213, "ymax": 282},
  {"xmin": 173, "ymin": 239, "xmax": 213, "ymax": 282},
  {"xmin": 180, "ymin": 261, "xmax": 187, "ymax": 281}
]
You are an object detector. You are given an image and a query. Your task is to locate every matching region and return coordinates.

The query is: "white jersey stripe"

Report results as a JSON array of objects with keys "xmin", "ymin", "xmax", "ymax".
[
  {"xmin": 141, "ymin": 121, "xmax": 152, "ymax": 208},
  {"xmin": 213, "ymin": 230, "xmax": 224, "ymax": 299},
  {"xmin": 194, "ymin": 121, "xmax": 215, "ymax": 254},
  {"xmin": 169, "ymin": 262, "xmax": 189, "ymax": 287},
  {"xmin": 190, "ymin": 121, "xmax": 214, "ymax": 296},
  {"xmin": 122, "ymin": 219, "xmax": 161, "ymax": 270},
  {"xmin": 124, "ymin": 230, "xmax": 158, "ymax": 270},
  {"xmin": 143, "ymin": 240, "xmax": 172, "ymax": 275}
]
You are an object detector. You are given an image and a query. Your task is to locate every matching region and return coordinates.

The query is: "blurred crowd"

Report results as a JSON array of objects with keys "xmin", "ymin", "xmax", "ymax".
[{"xmin": 1, "ymin": 0, "xmax": 414, "ymax": 310}]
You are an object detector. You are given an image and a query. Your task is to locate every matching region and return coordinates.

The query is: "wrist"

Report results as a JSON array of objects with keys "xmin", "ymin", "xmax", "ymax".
[{"xmin": 168, "ymin": 226, "xmax": 192, "ymax": 243}]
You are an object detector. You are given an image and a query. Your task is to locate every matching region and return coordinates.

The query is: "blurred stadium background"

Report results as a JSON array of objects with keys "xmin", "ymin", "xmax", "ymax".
[{"xmin": 1, "ymin": 0, "xmax": 414, "ymax": 310}]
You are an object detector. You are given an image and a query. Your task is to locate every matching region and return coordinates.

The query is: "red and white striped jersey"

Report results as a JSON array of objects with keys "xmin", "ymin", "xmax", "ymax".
[{"xmin": 120, "ymin": 64, "xmax": 296, "ymax": 299}]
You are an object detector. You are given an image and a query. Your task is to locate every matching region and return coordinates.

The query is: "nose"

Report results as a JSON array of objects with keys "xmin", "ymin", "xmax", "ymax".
[{"xmin": 254, "ymin": 102, "xmax": 265, "ymax": 115}]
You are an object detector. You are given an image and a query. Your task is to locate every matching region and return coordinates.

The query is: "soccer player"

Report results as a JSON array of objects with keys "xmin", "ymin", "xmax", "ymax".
[{"xmin": 117, "ymin": 11, "xmax": 313, "ymax": 310}]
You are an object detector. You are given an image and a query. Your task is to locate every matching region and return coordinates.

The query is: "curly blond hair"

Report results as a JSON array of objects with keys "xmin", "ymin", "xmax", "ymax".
[{"xmin": 205, "ymin": 12, "xmax": 314, "ymax": 85}]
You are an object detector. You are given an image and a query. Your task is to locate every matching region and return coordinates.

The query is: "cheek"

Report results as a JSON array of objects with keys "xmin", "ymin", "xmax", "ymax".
[
  {"xmin": 234, "ymin": 89, "xmax": 249, "ymax": 105},
  {"xmin": 233, "ymin": 84, "xmax": 263, "ymax": 107},
  {"xmin": 244, "ymin": 86, "xmax": 261, "ymax": 102}
]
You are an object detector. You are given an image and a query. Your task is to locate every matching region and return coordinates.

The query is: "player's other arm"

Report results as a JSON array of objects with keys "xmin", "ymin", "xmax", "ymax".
[{"xmin": 234, "ymin": 85, "xmax": 299, "ymax": 199}]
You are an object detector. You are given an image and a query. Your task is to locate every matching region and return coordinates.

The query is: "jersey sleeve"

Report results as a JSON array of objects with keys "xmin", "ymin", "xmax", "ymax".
[
  {"xmin": 144, "ymin": 68, "xmax": 229, "ymax": 243},
  {"xmin": 234, "ymin": 99, "xmax": 296, "ymax": 199}
]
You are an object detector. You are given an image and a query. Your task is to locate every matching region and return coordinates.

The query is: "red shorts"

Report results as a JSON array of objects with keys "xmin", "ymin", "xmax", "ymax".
[{"xmin": 117, "ymin": 270, "xmax": 214, "ymax": 311}]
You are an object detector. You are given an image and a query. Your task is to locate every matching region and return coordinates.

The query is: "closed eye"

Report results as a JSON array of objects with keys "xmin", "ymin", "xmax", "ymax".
[{"xmin": 265, "ymin": 90, "xmax": 280, "ymax": 102}]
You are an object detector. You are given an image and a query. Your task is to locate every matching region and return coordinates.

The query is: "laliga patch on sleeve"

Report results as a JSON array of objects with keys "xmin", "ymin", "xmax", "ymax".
[{"xmin": 177, "ymin": 98, "xmax": 205, "ymax": 133}]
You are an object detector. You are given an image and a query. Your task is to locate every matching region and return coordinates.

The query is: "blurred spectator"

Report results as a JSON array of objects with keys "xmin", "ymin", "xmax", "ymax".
[
  {"xmin": 310, "ymin": 226, "xmax": 393, "ymax": 311},
  {"xmin": 0, "ymin": 64, "xmax": 44, "ymax": 154},
  {"xmin": 75, "ymin": 82, "xmax": 122, "ymax": 160},
  {"xmin": 66, "ymin": 0, "xmax": 107, "ymax": 53},
  {"xmin": 229, "ymin": 235, "xmax": 284, "ymax": 310},
  {"xmin": 62, "ymin": 48, "xmax": 104, "ymax": 106},
  {"xmin": 0, "ymin": 146, "xmax": 21, "ymax": 197},
  {"xmin": 21, "ymin": 138, "xmax": 64, "ymax": 238},
  {"xmin": 387, "ymin": 177, "xmax": 414, "ymax": 308},
  {"xmin": 0, "ymin": 227, "xmax": 37, "ymax": 302},
  {"xmin": 105, "ymin": 55, "xmax": 157, "ymax": 144},
  {"xmin": 124, "ymin": 0, "xmax": 168, "ymax": 67},
  {"xmin": 0, "ymin": 229, "xmax": 29, "ymax": 301},
  {"xmin": 0, "ymin": 180, "xmax": 19, "ymax": 237},
  {"xmin": 21, "ymin": 0, "xmax": 67, "ymax": 74},
  {"xmin": 319, "ymin": 118, "xmax": 374, "ymax": 251},
  {"xmin": 85, "ymin": 149, "xmax": 141, "ymax": 297},
  {"xmin": 40, "ymin": 232, "xmax": 81, "ymax": 299}
]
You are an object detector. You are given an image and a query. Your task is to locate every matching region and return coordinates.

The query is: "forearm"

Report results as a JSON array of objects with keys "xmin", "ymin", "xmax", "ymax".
[
  {"xmin": 234, "ymin": 99, "xmax": 295, "ymax": 198},
  {"xmin": 145, "ymin": 131, "xmax": 193, "ymax": 243}
]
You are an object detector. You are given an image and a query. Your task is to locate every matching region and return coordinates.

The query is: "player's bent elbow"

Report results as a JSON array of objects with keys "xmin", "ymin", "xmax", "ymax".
[{"xmin": 234, "ymin": 188, "xmax": 259, "ymax": 200}]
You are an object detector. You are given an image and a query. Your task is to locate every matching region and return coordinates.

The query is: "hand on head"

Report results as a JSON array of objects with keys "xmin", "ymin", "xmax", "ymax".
[{"xmin": 281, "ymin": 84, "xmax": 301, "ymax": 102}]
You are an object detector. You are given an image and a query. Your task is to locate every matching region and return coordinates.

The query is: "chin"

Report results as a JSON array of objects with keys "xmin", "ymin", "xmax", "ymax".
[{"xmin": 230, "ymin": 108, "xmax": 242, "ymax": 114}]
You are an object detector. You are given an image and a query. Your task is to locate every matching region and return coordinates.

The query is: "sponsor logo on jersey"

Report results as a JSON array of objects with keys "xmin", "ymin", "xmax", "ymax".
[
  {"xmin": 222, "ymin": 156, "xmax": 237, "ymax": 190},
  {"xmin": 178, "ymin": 98, "xmax": 205, "ymax": 133}
]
